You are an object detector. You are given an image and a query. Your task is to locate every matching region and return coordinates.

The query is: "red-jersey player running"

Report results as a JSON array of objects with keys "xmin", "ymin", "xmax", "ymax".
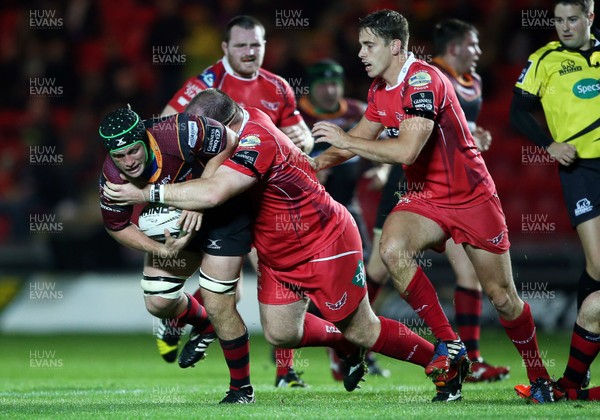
[
  {"xmin": 311, "ymin": 9, "xmax": 553, "ymax": 403},
  {"xmin": 104, "ymin": 88, "xmax": 475, "ymax": 402}
]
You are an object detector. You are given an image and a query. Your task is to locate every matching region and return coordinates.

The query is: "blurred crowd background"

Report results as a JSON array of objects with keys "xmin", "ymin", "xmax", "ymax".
[{"xmin": 0, "ymin": 0, "xmax": 584, "ymax": 274}]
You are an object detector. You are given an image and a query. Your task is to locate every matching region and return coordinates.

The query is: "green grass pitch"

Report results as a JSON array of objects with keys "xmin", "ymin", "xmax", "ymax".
[{"xmin": 0, "ymin": 330, "xmax": 598, "ymax": 419}]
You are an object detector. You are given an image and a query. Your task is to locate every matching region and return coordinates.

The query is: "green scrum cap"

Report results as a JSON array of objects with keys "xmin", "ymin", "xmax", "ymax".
[{"xmin": 98, "ymin": 105, "xmax": 147, "ymax": 152}]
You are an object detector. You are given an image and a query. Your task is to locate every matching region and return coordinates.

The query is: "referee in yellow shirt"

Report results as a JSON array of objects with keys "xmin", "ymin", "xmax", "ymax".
[{"xmin": 511, "ymin": 0, "xmax": 600, "ymax": 402}]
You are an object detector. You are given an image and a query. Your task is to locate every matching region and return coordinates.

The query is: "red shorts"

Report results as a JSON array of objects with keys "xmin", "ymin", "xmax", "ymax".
[
  {"xmin": 257, "ymin": 217, "xmax": 366, "ymax": 323},
  {"xmin": 390, "ymin": 194, "xmax": 510, "ymax": 254}
]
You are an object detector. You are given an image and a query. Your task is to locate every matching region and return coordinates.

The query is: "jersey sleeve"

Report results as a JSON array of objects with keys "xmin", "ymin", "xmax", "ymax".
[
  {"xmin": 165, "ymin": 76, "xmax": 207, "ymax": 113},
  {"xmin": 176, "ymin": 114, "xmax": 226, "ymax": 162},
  {"xmin": 222, "ymin": 127, "xmax": 274, "ymax": 180},
  {"xmin": 99, "ymin": 158, "xmax": 134, "ymax": 231},
  {"xmin": 401, "ymin": 68, "xmax": 441, "ymax": 120},
  {"xmin": 275, "ymin": 78, "xmax": 303, "ymax": 128},
  {"xmin": 514, "ymin": 50, "xmax": 546, "ymax": 97}
]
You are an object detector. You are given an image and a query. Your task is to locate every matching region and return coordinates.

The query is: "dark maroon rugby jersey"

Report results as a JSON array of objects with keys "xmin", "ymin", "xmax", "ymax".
[{"xmin": 99, "ymin": 113, "xmax": 226, "ymax": 231}]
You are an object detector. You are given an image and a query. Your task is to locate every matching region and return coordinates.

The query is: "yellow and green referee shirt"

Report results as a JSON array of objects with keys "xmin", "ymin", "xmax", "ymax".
[{"xmin": 515, "ymin": 39, "xmax": 600, "ymax": 159}]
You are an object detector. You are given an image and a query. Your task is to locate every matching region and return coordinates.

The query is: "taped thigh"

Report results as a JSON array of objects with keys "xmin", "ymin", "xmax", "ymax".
[
  {"xmin": 198, "ymin": 268, "xmax": 238, "ymax": 295},
  {"xmin": 140, "ymin": 274, "xmax": 186, "ymax": 299}
]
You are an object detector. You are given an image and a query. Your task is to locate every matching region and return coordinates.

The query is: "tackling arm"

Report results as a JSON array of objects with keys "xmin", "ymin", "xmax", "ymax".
[{"xmin": 103, "ymin": 165, "xmax": 257, "ymax": 210}]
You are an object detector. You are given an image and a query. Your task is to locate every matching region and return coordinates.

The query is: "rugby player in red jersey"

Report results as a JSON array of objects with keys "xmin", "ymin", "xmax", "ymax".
[
  {"xmin": 103, "ymin": 88, "xmax": 478, "ymax": 402},
  {"xmin": 163, "ymin": 15, "xmax": 313, "ymax": 385},
  {"xmin": 99, "ymin": 107, "xmax": 256, "ymax": 404},
  {"xmin": 429, "ymin": 18, "xmax": 509, "ymax": 383},
  {"xmin": 311, "ymin": 9, "xmax": 553, "ymax": 402},
  {"xmin": 163, "ymin": 15, "xmax": 313, "ymax": 154}
]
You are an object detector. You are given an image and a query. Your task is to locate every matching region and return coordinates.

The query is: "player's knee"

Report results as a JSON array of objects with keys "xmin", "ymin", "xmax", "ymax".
[
  {"xmin": 145, "ymin": 295, "xmax": 181, "ymax": 318},
  {"xmin": 586, "ymin": 261, "xmax": 600, "ymax": 282},
  {"xmin": 141, "ymin": 274, "xmax": 186, "ymax": 317},
  {"xmin": 485, "ymin": 285, "xmax": 515, "ymax": 317},
  {"xmin": 263, "ymin": 325, "xmax": 301, "ymax": 348},
  {"xmin": 379, "ymin": 235, "xmax": 409, "ymax": 268},
  {"xmin": 202, "ymin": 292, "xmax": 236, "ymax": 320},
  {"xmin": 577, "ymin": 291, "xmax": 600, "ymax": 333}
]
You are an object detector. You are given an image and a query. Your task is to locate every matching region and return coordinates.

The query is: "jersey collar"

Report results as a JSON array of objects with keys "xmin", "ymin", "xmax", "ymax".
[
  {"xmin": 388, "ymin": 52, "xmax": 416, "ymax": 90},
  {"xmin": 236, "ymin": 108, "xmax": 250, "ymax": 136},
  {"xmin": 222, "ymin": 56, "xmax": 259, "ymax": 81}
]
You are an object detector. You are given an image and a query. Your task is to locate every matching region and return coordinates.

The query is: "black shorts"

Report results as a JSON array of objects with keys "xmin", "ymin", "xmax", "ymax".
[
  {"xmin": 559, "ymin": 157, "xmax": 600, "ymax": 227},
  {"xmin": 374, "ymin": 165, "xmax": 405, "ymax": 231},
  {"xmin": 186, "ymin": 194, "xmax": 253, "ymax": 256}
]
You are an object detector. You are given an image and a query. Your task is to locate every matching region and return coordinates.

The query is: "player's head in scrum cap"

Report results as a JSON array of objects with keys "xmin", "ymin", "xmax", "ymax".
[{"xmin": 99, "ymin": 105, "xmax": 149, "ymax": 178}]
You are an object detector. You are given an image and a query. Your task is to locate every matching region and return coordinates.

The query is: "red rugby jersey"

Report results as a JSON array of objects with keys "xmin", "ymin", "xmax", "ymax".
[
  {"xmin": 222, "ymin": 107, "xmax": 351, "ymax": 269},
  {"xmin": 166, "ymin": 57, "xmax": 302, "ymax": 128},
  {"xmin": 365, "ymin": 54, "xmax": 495, "ymax": 207}
]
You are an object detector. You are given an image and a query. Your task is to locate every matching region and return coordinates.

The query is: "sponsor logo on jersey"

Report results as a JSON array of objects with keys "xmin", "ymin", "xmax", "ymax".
[
  {"xmin": 232, "ymin": 150, "xmax": 259, "ymax": 167},
  {"xmin": 187, "ymin": 121, "xmax": 198, "ymax": 148},
  {"xmin": 377, "ymin": 110, "xmax": 387, "ymax": 116},
  {"xmin": 559, "ymin": 59, "xmax": 582, "ymax": 76},
  {"xmin": 260, "ymin": 99, "xmax": 280, "ymax": 111},
  {"xmin": 574, "ymin": 198, "xmax": 593, "ymax": 216},
  {"xmin": 202, "ymin": 124, "xmax": 223, "ymax": 155},
  {"xmin": 325, "ymin": 292, "xmax": 348, "ymax": 311},
  {"xmin": 200, "ymin": 70, "xmax": 215, "ymax": 87},
  {"xmin": 517, "ymin": 61, "xmax": 532, "ymax": 84},
  {"xmin": 239, "ymin": 135, "xmax": 261, "ymax": 147},
  {"xmin": 351, "ymin": 261, "xmax": 366, "ymax": 288},
  {"xmin": 408, "ymin": 71, "xmax": 432, "ymax": 87},
  {"xmin": 385, "ymin": 126, "xmax": 399, "ymax": 138},
  {"xmin": 100, "ymin": 202, "xmax": 125, "ymax": 212},
  {"xmin": 159, "ymin": 175, "xmax": 171, "ymax": 185},
  {"xmin": 410, "ymin": 91, "xmax": 434, "ymax": 112},
  {"xmin": 572, "ymin": 78, "xmax": 600, "ymax": 99}
]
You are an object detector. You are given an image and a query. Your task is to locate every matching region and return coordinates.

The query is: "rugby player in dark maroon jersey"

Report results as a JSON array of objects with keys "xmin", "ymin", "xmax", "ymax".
[{"xmin": 99, "ymin": 106, "xmax": 255, "ymax": 404}]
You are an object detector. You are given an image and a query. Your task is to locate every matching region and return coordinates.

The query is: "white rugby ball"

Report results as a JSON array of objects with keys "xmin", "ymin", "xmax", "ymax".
[{"xmin": 138, "ymin": 203, "xmax": 182, "ymax": 242}]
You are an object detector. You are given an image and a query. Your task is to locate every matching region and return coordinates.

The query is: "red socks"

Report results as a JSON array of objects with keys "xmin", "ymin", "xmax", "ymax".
[
  {"xmin": 403, "ymin": 267, "xmax": 457, "ymax": 341},
  {"xmin": 500, "ymin": 302, "xmax": 548, "ymax": 382},
  {"xmin": 371, "ymin": 316, "xmax": 434, "ymax": 366}
]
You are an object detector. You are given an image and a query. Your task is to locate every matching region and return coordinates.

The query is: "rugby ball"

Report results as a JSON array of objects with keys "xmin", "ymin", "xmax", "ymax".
[{"xmin": 138, "ymin": 203, "xmax": 182, "ymax": 242}]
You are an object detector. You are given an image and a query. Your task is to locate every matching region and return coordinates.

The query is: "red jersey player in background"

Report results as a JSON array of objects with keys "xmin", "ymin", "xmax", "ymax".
[
  {"xmin": 162, "ymin": 15, "xmax": 313, "ymax": 387},
  {"xmin": 429, "ymin": 18, "xmax": 509, "ymax": 383},
  {"xmin": 162, "ymin": 15, "xmax": 313, "ymax": 154},
  {"xmin": 103, "ymin": 88, "xmax": 485, "ymax": 403},
  {"xmin": 98, "ymin": 107, "xmax": 256, "ymax": 404},
  {"xmin": 312, "ymin": 9, "xmax": 554, "ymax": 403}
]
